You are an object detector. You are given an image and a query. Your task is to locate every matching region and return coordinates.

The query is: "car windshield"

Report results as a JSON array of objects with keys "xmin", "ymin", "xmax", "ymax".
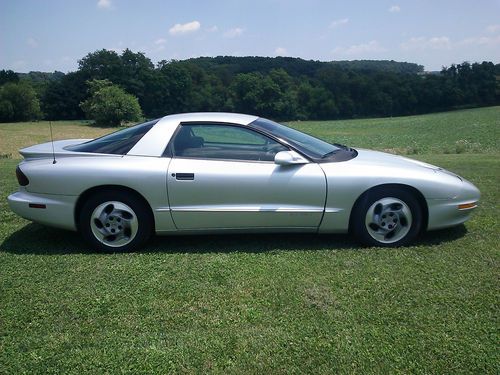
[
  {"xmin": 251, "ymin": 118, "xmax": 341, "ymax": 159},
  {"xmin": 65, "ymin": 119, "xmax": 159, "ymax": 155}
]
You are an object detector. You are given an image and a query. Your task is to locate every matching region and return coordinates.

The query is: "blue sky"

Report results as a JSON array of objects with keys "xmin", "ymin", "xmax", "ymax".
[{"xmin": 1, "ymin": 0, "xmax": 499, "ymax": 72}]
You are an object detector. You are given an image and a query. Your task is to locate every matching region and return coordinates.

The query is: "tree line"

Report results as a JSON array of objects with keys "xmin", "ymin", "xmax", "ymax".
[{"xmin": 1, "ymin": 49, "xmax": 499, "ymax": 124}]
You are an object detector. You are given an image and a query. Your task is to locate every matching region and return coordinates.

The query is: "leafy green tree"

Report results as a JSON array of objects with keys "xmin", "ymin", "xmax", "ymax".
[
  {"xmin": 80, "ymin": 79, "xmax": 142, "ymax": 126},
  {"xmin": 42, "ymin": 71, "xmax": 87, "ymax": 120},
  {"xmin": 18, "ymin": 71, "xmax": 65, "ymax": 99},
  {"xmin": 32, "ymin": 49, "xmax": 500, "ymax": 121},
  {"xmin": 0, "ymin": 82, "xmax": 42, "ymax": 122},
  {"xmin": 119, "ymin": 49, "xmax": 156, "ymax": 113},
  {"xmin": 178, "ymin": 62, "xmax": 227, "ymax": 112},
  {"xmin": 145, "ymin": 61, "xmax": 193, "ymax": 117},
  {"xmin": 78, "ymin": 49, "xmax": 123, "ymax": 82},
  {"xmin": 231, "ymin": 71, "xmax": 297, "ymax": 119},
  {"xmin": 296, "ymin": 83, "xmax": 338, "ymax": 120},
  {"xmin": 0, "ymin": 70, "xmax": 19, "ymax": 85}
]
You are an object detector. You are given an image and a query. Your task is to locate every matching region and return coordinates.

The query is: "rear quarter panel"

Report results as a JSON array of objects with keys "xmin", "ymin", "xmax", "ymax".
[{"xmin": 20, "ymin": 155, "xmax": 175, "ymax": 231}]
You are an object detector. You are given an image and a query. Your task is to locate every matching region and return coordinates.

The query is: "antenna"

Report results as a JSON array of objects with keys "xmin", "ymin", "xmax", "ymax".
[{"xmin": 49, "ymin": 121, "xmax": 57, "ymax": 164}]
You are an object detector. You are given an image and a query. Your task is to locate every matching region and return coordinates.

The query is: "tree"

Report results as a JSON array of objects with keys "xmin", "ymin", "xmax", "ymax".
[
  {"xmin": 0, "ymin": 70, "xmax": 19, "ymax": 85},
  {"xmin": 0, "ymin": 82, "xmax": 42, "ymax": 122},
  {"xmin": 297, "ymin": 83, "xmax": 338, "ymax": 120},
  {"xmin": 31, "ymin": 49, "xmax": 500, "ymax": 121},
  {"xmin": 42, "ymin": 71, "xmax": 87, "ymax": 120},
  {"xmin": 177, "ymin": 62, "xmax": 227, "ymax": 112},
  {"xmin": 80, "ymin": 79, "xmax": 142, "ymax": 126},
  {"xmin": 78, "ymin": 49, "xmax": 123, "ymax": 82},
  {"xmin": 119, "ymin": 49, "xmax": 155, "ymax": 109},
  {"xmin": 144, "ymin": 61, "xmax": 194, "ymax": 117},
  {"xmin": 231, "ymin": 71, "xmax": 297, "ymax": 119}
]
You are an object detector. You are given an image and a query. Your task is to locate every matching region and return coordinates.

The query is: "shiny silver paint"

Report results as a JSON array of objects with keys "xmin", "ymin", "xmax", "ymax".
[
  {"xmin": 8, "ymin": 112, "xmax": 480, "ymax": 241},
  {"xmin": 317, "ymin": 149, "xmax": 479, "ymax": 233},
  {"xmin": 166, "ymin": 157, "xmax": 325, "ymax": 231}
]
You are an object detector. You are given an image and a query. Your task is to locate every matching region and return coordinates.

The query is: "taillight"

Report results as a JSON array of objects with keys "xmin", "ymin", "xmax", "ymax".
[{"xmin": 16, "ymin": 166, "xmax": 29, "ymax": 186}]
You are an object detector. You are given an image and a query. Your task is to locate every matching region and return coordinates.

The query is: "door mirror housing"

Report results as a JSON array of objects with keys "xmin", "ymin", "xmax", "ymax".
[{"xmin": 274, "ymin": 151, "xmax": 308, "ymax": 165}]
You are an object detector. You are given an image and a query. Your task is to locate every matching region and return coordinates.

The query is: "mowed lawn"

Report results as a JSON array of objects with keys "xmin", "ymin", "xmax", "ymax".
[{"xmin": 0, "ymin": 107, "xmax": 499, "ymax": 374}]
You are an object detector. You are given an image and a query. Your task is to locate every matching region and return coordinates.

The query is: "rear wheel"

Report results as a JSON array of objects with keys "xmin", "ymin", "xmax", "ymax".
[
  {"xmin": 79, "ymin": 191, "xmax": 152, "ymax": 252},
  {"xmin": 351, "ymin": 187, "xmax": 422, "ymax": 247}
]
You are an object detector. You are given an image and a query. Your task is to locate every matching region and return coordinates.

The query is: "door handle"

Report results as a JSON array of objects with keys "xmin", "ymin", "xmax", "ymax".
[{"xmin": 174, "ymin": 173, "xmax": 195, "ymax": 180}]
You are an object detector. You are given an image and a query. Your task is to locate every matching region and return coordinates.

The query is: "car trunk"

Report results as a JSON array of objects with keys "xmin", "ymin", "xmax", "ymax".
[{"xmin": 19, "ymin": 139, "xmax": 92, "ymax": 160}]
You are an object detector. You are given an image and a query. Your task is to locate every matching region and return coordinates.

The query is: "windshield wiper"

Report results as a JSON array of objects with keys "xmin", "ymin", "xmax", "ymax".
[
  {"xmin": 334, "ymin": 143, "xmax": 355, "ymax": 152},
  {"xmin": 321, "ymin": 150, "xmax": 339, "ymax": 158},
  {"xmin": 322, "ymin": 143, "xmax": 355, "ymax": 158},
  {"xmin": 332, "ymin": 143, "xmax": 348, "ymax": 150}
]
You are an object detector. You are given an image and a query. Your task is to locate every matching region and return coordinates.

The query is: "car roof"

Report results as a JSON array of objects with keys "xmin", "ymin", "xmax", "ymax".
[
  {"xmin": 157, "ymin": 112, "xmax": 259, "ymax": 126},
  {"xmin": 128, "ymin": 112, "xmax": 260, "ymax": 157}
]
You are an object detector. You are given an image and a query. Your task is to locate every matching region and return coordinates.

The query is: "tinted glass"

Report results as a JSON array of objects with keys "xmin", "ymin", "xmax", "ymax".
[
  {"xmin": 65, "ymin": 119, "xmax": 158, "ymax": 155},
  {"xmin": 172, "ymin": 124, "xmax": 288, "ymax": 161},
  {"xmin": 251, "ymin": 118, "xmax": 340, "ymax": 159}
]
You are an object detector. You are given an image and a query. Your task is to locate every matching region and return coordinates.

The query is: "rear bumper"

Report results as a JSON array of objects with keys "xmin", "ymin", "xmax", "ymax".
[{"xmin": 8, "ymin": 191, "xmax": 78, "ymax": 231}]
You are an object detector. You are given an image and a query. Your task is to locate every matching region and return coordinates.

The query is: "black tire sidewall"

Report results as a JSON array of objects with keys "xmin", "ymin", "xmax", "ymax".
[
  {"xmin": 79, "ymin": 191, "xmax": 152, "ymax": 252},
  {"xmin": 352, "ymin": 187, "xmax": 422, "ymax": 247}
]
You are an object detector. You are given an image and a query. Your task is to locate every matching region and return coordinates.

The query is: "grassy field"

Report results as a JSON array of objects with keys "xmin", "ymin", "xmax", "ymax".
[{"xmin": 0, "ymin": 107, "xmax": 499, "ymax": 373}]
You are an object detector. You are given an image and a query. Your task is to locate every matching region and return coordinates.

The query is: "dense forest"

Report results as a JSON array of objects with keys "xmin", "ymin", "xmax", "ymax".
[{"xmin": 0, "ymin": 49, "xmax": 499, "ymax": 123}]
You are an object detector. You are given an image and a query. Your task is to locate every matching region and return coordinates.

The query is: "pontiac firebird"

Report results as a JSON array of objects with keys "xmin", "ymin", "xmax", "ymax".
[{"xmin": 8, "ymin": 113, "xmax": 480, "ymax": 252}]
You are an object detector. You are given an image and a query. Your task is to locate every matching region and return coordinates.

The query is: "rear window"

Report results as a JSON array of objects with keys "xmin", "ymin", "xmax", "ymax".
[{"xmin": 65, "ymin": 119, "xmax": 158, "ymax": 155}]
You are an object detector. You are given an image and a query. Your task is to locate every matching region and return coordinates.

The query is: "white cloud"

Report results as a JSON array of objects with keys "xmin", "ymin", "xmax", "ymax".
[
  {"xmin": 459, "ymin": 35, "xmax": 500, "ymax": 46},
  {"xmin": 153, "ymin": 38, "xmax": 167, "ymax": 51},
  {"xmin": 275, "ymin": 47, "xmax": 288, "ymax": 56},
  {"xmin": 329, "ymin": 18, "xmax": 349, "ymax": 29},
  {"xmin": 169, "ymin": 21, "xmax": 201, "ymax": 35},
  {"xmin": 333, "ymin": 40, "xmax": 386, "ymax": 56},
  {"xmin": 27, "ymin": 37, "xmax": 38, "ymax": 48},
  {"xmin": 401, "ymin": 36, "xmax": 451, "ymax": 50},
  {"xmin": 224, "ymin": 27, "xmax": 244, "ymax": 38},
  {"xmin": 486, "ymin": 24, "xmax": 500, "ymax": 33},
  {"xmin": 207, "ymin": 25, "xmax": 218, "ymax": 32},
  {"xmin": 97, "ymin": 0, "xmax": 111, "ymax": 9},
  {"xmin": 154, "ymin": 38, "xmax": 167, "ymax": 45},
  {"xmin": 389, "ymin": 5, "xmax": 401, "ymax": 13}
]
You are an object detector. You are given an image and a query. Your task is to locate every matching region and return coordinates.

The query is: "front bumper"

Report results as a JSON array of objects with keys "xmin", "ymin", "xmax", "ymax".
[
  {"xmin": 427, "ymin": 178, "xmax": 480, "ymax": 230},
  {"xmin": 8, "ymin": 190, "xmax": 78, "ymax": 231}
]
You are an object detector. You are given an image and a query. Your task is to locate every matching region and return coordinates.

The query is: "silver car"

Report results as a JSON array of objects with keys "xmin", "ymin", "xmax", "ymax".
[{"xmin": 8, "ymin": 113, "xmax": 480, "ymax": 252}]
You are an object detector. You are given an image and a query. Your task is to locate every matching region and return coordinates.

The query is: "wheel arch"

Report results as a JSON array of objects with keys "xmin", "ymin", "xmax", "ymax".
[
  {"xmin": 348, "ymin": 183, "xmax": 428, "ymax": 233},
  {"xmin": 74, "ymin": 185, "xmax": 155, "ymax": 233}
]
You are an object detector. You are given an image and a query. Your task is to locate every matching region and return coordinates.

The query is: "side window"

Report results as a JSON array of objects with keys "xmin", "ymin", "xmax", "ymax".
[{"xmin": 171, "ymin": 124, "xmax": 288, "ymax": 161}]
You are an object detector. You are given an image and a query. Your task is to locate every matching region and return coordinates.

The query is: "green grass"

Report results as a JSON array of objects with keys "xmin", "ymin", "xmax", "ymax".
[
  {"xmin": 1, "ymin": 107, "xmax": 499, "ymax": 373},
  {"xmin": 0, "ymin": 120, "xmax": 117, "ymax": 159},
  {"xmin": 287, "ymin": 106, "xmax": 500, "ymax": 155}
]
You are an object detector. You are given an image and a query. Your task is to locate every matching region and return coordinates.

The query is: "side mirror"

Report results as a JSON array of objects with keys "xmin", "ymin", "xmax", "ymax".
[{"xmin": 274, "ymin": 151, "xmax": 308, "ymax": 165}]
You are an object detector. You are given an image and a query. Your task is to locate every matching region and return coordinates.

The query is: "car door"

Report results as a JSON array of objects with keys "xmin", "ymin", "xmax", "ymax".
[{"xmin": 166, "ymin": 123, "xmax": 327, "ymax": 230}]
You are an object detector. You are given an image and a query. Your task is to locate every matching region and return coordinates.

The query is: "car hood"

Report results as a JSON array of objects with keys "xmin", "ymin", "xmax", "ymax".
[
  {"xmin": 350, "ymin": 148, "xmax": 442, "ymax": 171},
  {"xmin": 319, "ymin": 148, "xmax": 464, "ymax": 199}
]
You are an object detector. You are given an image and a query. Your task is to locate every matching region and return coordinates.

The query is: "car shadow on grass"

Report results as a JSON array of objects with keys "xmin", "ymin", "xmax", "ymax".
[
  {"xmin": 417, "ymin": 224, "xmax": 468, "ymax": 246},
  {"xmin": 0, "ymin": 222, "xmax": 468, "ymax": 255}
]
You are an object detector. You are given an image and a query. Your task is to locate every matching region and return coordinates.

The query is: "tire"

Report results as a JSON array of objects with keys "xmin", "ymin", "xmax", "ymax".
[
  {"xmin": 79, "ymin": 191, "xmax": 152, "ymax": 252},
  {"xmin": 351, "ymin": 187, "xmax": 423, "ymax": 247}
]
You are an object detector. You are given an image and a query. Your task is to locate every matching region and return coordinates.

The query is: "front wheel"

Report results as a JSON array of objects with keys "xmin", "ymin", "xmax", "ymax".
[
  {"xmin": 79, "ymin": 191, "xmax": 152, "ymax": 252},
  {"xmin": 351, "ymin": 188, "xmax": 423, "ymax": 247}
]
